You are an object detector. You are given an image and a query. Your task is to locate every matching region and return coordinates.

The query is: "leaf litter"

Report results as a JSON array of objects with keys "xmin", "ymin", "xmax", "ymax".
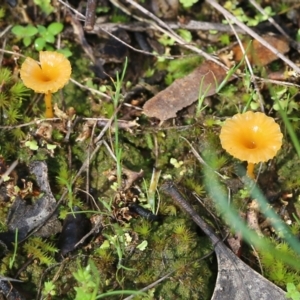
[
  {"xmin": 1, "ymin": 0, "xmax": 300, "ymax": 299},
  {"xmin": 143, "ymin": 35, "xmax": 290, "ymax": 121}
]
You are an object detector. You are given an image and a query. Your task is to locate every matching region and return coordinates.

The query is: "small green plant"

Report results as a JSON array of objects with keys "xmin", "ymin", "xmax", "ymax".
[
  {"xmin": 271, "ymin": 86, "xmax": 298, "ymax": 115},
  {"xmin": 0, "ymin": 8, "xmax": 5, "ymax": 19},
  {"xmin": 161, "ymin": 56, "xmax": 202, "ymax": 85},
  {"xmin": 111, "ymin": 58, "xmax": 128, "ymax": 189},
  {"xmin": 259, "ymin": 241, "xmax": 300, "ymax": 289},
  {"xmin": 73, "ymin": 259, "xmax": 146, "ymax": 299},
  {"xmin": 286, "ymin": 283, "xmax": 300, "ymax": 300},
  {"xmin": 158, "ymin": 34, "xmax": 175, "ymax": 47},
  {"xmin": 8, "ymin": 229, "xmax": 18, "ymax": 269},
  {"xmin": 179, "ymin": 0, "xmax": 199, "ymax": 9},
  {"xmin": 56, "ymin": 175, "xmax": 76, "ymax": 212},
  {"xmin": 73, "ymin": 261, "xmax": 99, "ymax": 300},
  {"xmin": 296, "ymin": 29, "xmax": 300, "ymax": 42},
  {"xmin": 12, "ymin": 25, "xmax": 39, "ymax": 48},
  {"xmin": 177, "ymin": 29, "xmax": 192, "ymax": 43},
  {"xmin": 223, "ymin": 0, "xmax": 274, "ymax": 26},
  {"xmin": 33, "ymin": 0, "xmax": 54, "ymax": 15},
  {"xmin": 23, "ymin": 237, "xmax": 57, "ymax": 266},
  {"xmin": 0, "ymin": 68, "xmax": 30, "ymax": 157},
  {"xmin": 110, "ymin": 12, "xmax": 130, "ymax": 23},
  {"xmin": 11, "ymin": 22, "xmax": 70, "ymax": 53},
  {"xmin": 104, "ymin": 223, "xmax": 134, "ymax": 272},
  {"xmin": 42, "ymin": 281, "xmax": 56, "ymax": 298}
]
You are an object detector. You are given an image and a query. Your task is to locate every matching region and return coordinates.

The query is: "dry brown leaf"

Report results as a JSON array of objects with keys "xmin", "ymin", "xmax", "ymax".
[
  {"xmin": 143, "ymin": 35, "xmax": 289, "ymax": 121},
  {"xmin": 232, "ymin": 35, "xmax": 290, "ymax": 66},
  {"xmin": 161, "ymin": 182, "xmax": 286, "ymax": 300},
  {"xmin": 143, "ymin": 60, "xmax": 227, "ymax": 121}
]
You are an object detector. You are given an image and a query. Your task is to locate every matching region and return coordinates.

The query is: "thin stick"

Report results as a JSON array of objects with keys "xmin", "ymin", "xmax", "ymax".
[
  {"xmin": 0, "ymin": 25, "xmax": 12, "ymax": 39},
  {"xmin": 0, "ymin": 159, "xmax": 19, "ymax": 185},
  {"xmin": 57, "ymin": 0, "xmax": 85, "ymax": 20},
  {"xmin": 93, "ymin": 20, "xmax": 246, "ymax": 34},
  {"xmin": 0, "ymin": 49, "xmax": 26, "ymax": 58},
  {"xmin": 122, "ymin": 272, "xmax": 173, "ymax": 300},
  {"xmin": 84, "ymin": 0, "xmax": 96, "ymax": 31},
  {"xmin": 206, "ymin": 0, "xmax": 300, "ymax": 74},
  {"xmin": 248, "ymin": 0, "xmax": 289, "ymax": 39},
  {"xmin": 99, "ymin": 27, "xmax": 172, "ymax": 59},
  {"xmin": 0, "ymin": 118, "xmax": 60, "ymax": 129},
  {"xmin": 93, "ymin": 104, "xmax": 122, "ymax": 144},
  {"xmin": 161, "ymin": 181, "xmax": 220, "ymax": 245},
  {"xmin": 180, "ymin": 136, "xmax": 227, "ymax": 180},
  {"xmin": 69, "ymin": 78, "xmax": 111, "ymax": 99},
  {"xmin": 123, "ymin": 246, "xmax": 215, "ymax": 300},
  {"xmin": 224, "ymin": 15, "xmax": 265, "ymax": 113},
  {"xmin": 110, "ymin": 0, "xmax": 229, "ymax": 70}
]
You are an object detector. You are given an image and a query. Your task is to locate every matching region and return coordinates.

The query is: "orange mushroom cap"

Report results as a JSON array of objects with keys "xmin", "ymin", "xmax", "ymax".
[
  {"xmin": 220, "ymin": 111, "xmax": 283, "ymax": 164},
  {"xmin": 20, "ymin": 51, "xmax": 71, "ymax": 94}
]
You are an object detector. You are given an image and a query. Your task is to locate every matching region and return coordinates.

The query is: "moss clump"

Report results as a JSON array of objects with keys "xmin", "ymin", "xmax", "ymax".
[
  {"xmin": 259, "ymin": 240, "xmax": 300, "ymax": 291},
  {"xmin": 0, "ymin": 68, "xmax": 30, "ymax": 158},
  {"xmin": 120, "ymin": 215, "xmax": 214, "ymax": 299}
]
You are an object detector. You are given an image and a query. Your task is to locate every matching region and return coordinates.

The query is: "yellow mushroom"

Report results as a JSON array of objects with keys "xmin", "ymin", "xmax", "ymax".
[
  {"xmin": 219, "ymin": 111, "xmax": 283, "ymax": 179},
  {"xmin": 20, "ymin": 51, "xmax": 72, "ymax": 118}
]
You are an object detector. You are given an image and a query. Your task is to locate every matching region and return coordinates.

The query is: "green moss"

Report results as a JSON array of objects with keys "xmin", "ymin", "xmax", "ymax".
[
  {"xmin": 0, "ymin": 68, "xmax": 30, "ymax": 158},
  {"xmin": 116, "ymin": 213, "xmax": 214, "ymax": 299},
  {"xmin": 259, "ymin": 240, "xmax": 300, "ymax": 290}
]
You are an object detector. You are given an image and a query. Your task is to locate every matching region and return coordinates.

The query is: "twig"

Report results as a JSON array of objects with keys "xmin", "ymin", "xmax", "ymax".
[
  {"xmin": 0, "ymin": 37, "xmax": 7, "ymax": 71},
  {"xmin": 84, "ymin": 121, "xmax": 97, "ymax": 202},
  {"xmin": 122, "ymin": 0, "xmax": 178, "ymax": 37},
  {"xmin": 205, "ymin": 0, "xmax": 300, "ymax": 74},
  {"xmin": 99, "ymin": 27, "xmax": 172, "ymax": 59},
  {"xmin": 248, "ymin": 0, "xmax": 289, "ymax": 39},
  {"xmin": 224, "ymin": 15, "xmax": 265, "ymax": 113},
  {"xmin": 0, "ymin": 25, "xmax": 12, "ymax": 39},
  {"xmin": 0, "ymin": 275, "xmax": 23, "ymax": 282},
  {"xmin": 69, "ymin": 78, "xmax": 111, "ymax": 99},
  {"xmin": 36, "ymin": 261, "xmax": 66, "ymax": 300},
  {"xmin": 180, "ymin": 136, "xmax": 227, "ymax": 180},
  {"xmin": 109, "ymin": 0, "xmax": 229, "ymax": 70},
  {"xmin": 92, "ymin": 20, "xmax": 246, "ymax": 34},
  {"xmin": 74, "ymin": 214, "xmax": 102, "ymax": 248},
  {"xmin": 169, "ymin": 20, "xmax": 246, "ymax": 33},
  {"xmin": 0, "ymin": 159, "xmax": 19, "ymax": 185},
  {"xmin": 161, "ymin": 181, "xmax": 220, "ymax": 245},
  {"xmin": 0, "ymin": 49, "xmax": 26, "ymax": 58},
  {"xmin": 70, "ymin": 14, "xmax": 96, "ymax": 63},
  {"xmin": 93, "ymin": 104, "xmax": 122, "ymax": 144},
  {"xmin": 84, "ymin": 0, "xmax": 96, "ymax": 31},
  {"xmin": 0, "ymin": 118, "xmax": 60, "ymax": 129},
  {"xmin": 123, "ymin": 246, "xmax": 215, "ymax": 300},
  {"xmin": 102, "ymin": 140, "xmax": 117, "ymax": 162},
  {"xmin": 57, "ymin": 0, "xmax": 85, "ymax": 20},
  {"xmin": 123, "ymin": 272, "xmax": 173, "ymax": 300}
]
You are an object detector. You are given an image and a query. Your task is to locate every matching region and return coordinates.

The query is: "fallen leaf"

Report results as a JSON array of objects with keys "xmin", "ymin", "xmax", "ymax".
[
  {"xmin": 232, "ymin": 35, "xmax": 290, "ymax": 66},
  {"xmin": 143, "ymin": 60, "xmax": 227, "ymax": 121},
  {"xmin": 161, "ymin": 181, "xmax": 286, "ymax": 300},
  {"xmin": 143, "ymin": 35, "xmax": 289, "ymax": 121},
  {"xmin": 0, "ymin": 161, "xmax": 61, "ymax": 248},
  {"xmin": 57, "ymin": 207, "xmax": 91, "ymax": 257}
]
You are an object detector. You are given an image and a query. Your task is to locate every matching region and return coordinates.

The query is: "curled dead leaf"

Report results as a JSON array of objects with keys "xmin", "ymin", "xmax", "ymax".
[
  {"xmin": 35, "ymin": 122, "xmax": 53, "ymax": 140},
  {"xmin": 232, "ymin": 35, "xmax": 290, "ymax": 66},
  {"xmin": 143, "ymin": 60, "xmax": 228, "ymax": 121},
  {"xmin": 143, "ymin": 35, "xmax": 289, "ymax": 122},
  {"xmin": 54, "ymin": 103, "xmax": 69, "ymax": 120}
]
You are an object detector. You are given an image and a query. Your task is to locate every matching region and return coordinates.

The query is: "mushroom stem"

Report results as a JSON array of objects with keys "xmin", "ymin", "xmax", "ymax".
[
  {"xmin": 44, "ymin": 92, "xmax": 54, "ymax": 118},
  {"xmin": 247, "ymin": 162, "xmax": 255, "ymax": 179}
]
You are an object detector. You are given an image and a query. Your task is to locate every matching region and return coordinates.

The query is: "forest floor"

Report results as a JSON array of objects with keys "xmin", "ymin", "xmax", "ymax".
[{"xmin": 1, "ymin": 0, "xmax": 300, "ymax": 299}]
